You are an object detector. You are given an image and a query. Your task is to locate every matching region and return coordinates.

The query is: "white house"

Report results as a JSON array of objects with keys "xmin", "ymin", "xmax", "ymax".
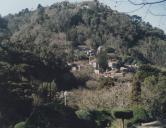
[
  {"xmin": 89, "ymin": 60, "xmax": 97, "ymax": 68},
  {"xmin": 94, "ymin": 69, "xmax": 100, "ymax": 75},
  {"xmin": 108, "ymin": 60, "xmax": 118, "ymax": 69},
  {"xmin": 86, "ymin": 49, "xmax": 95, "ymax": 56},
  {"xmin": 97, "ymin": 46, "xmax": 105, "ymax": 54},
  {"xmin": 120, "ymin": 67, "xmax": 128, "ymax": 72}
]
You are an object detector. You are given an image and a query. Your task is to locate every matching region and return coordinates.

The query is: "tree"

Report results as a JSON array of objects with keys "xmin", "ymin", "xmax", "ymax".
[
  {"xmin": 113, "ymin": 110, "xmax": 133, "ymax": 128},
  {"xmin": 38, "ymin": 80, "xmax": 57, "ymax": 103},
  {"xmin": 0, "ymin": 16, "xmax": 9, "ymax": 42},
  {"xmin": 152, "ymin": 76, "xmax": 166, "ymax": 118},
  {"xmin": 96, "ymin": 51, "xmax": 108, "ymax": 71},
  {"xmin": 14, "ymin": 121, "xmax": 26, "ymax": 128},
  {"xmin": 128, "ymin": 0, "xmax": 166, "ymax": 16},
  {"xmin": 131, "ymin": 76, "xmax": 141, "ymax": 105},
  {"xmin": 128, "ymin": 0, "xmax": 166, "ymax": 5}
]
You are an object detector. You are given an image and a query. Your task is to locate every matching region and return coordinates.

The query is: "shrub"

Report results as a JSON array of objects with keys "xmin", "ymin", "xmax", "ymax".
[
  {"xmin": 14, "ymin": 121, "xmax": 26, "ymax": 128},
  {"xmin": 76, "ymin": 109, "xmax": 113, "ymax": 127},
  {"xmin": 96, "ymin": 51, "xmax": 108, "ymax": 71},
  {"xmin": 99, "ymin": 77, "xmax": 115, "ymax": 89},
  {"xmin": 128, "ymin": 106, "xmax": 150, "ymax": 127},
  {"xmin": 26, "ymin": 103, "xmax": 96, "ymax": 128},
  {"xmin": 131, "ymin": 76, "xmax": 141, "ymax": 105},
  {"xmin": 86, "ymin": 80, "xmax": 100, "ymax": 89},
  {"xmin": 90, "ymin": 110, "xmax": 113, "ymax": 127},
  {"xmin": 76, "ymin": 109, "xmax": 92, "ymax": 121},
  {"xmin": 137, "ymin": 65, "xmax": 160, "ymax": 80},
  {"xmin": 113, "ymin": 110, "xmax": 133, "ymax": 120},
  {"xmin": 113, "ymin": 109, "xmax": 133, "ymax": 128}
]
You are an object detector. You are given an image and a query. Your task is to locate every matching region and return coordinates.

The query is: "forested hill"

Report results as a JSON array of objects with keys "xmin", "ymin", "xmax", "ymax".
[
  {"xmin": 0, "ymin": 1, "xmax": 166, "ymax": 128},
  {"xmin": 0, "ymin": 1, "xmax": 166, "ymax": 66}
]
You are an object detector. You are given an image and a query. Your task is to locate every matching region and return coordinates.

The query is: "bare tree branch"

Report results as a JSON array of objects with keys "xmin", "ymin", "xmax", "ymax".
[
  {"xmin": 144, "ymin": 5, "xmax": 151, "ymax": 19},
  {"xmin": 128, "ymin": 0, "xmax": 166, "ymax": 5},
  {"xmin": 149, "ymin": 9, "xmax": 166, "ymax": 16}
]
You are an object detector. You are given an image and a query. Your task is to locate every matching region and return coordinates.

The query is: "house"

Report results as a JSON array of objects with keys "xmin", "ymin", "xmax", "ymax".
[
  {"xmin": 68, "ymin": 63, "xmax": 81, "ymax": 71},
  {"xmin": 79, "ymin": 1, "xmax": 96, "ymax": 9},
  {"xmin": 80, "ymin": 5, "xmax": 90, "ymax": 9},
  {"xmin": 120, "ymin": 67, "xmax": 128, "ymax": 72},
  {"xmin": 94, "ymin": 69, "xmax": 100, "ymax": 75},
  {"xmin": 111, "ymin": 72, "xmax": 124, "ymax": 78},
  {"xmin": 125, "ymin": 64, "xmax": 137, "ymax": 72},
  {"xmin": 103, "ymin": 71, "xmax": 112, "ymax": 78},
  {"xmin": 86, "ymin": 49, "xmax": 95, "ymax": 56},
  {"xmin": 97, "ymin": 46, "xmax": 105, "ymax": 54},
  {"xmin": 108, "ymin": 60, "xmax": 118, "ymax": 69},
  {"xmin": 72, "ymin": 66, "xmax": 77, "ymax": 71},
  {"xmin": 89, "ymin": 60, "xmax": 97, "ymax": 68},
  {"xmin": 77, "ymin": 45, "xmax": 90, "ymax": 51}
]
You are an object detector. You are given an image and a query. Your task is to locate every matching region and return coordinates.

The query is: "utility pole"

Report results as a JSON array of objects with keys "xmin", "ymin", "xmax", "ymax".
[
  {"xmin": 64, "ymin": 91, "xmax": 67, "ymax": 106},
  {"xmin": 89, "ymin": 54, "xmax": 92, "ymax": 64}
]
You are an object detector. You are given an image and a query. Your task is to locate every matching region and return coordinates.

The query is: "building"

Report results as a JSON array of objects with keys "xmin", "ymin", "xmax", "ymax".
[
  {"xmin": 94, "ymin": 69, "xmax": 100, "ymax": 75},
  {"xmin": 68, "ymin": 63, "xmax": 81, "ymax": 71},
  {"xmin": 86, "ymin": 49, "xmax": 95, "ymax": 56},
  {"xmin": 120, "ymin": 67, "xmax": 128, "ymax": 72},
  {"xmin": 97, "ymin": 46, "xmax": 105, "ymax": 54},
  {"xmin": 108, "ymin": 60, "xmax": 118, "ymax": 69},
  {"xmin": 89, "ymin": 60, "xmax": 97, "ymax": 68}
]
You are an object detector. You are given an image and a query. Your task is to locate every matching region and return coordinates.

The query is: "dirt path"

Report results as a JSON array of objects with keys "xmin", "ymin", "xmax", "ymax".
[{"xmin": 137, "ymin": 121, "xmax": 166, "ymax": 128}]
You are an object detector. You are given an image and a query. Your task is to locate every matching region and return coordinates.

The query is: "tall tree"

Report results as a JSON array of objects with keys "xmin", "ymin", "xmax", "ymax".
[
  {"xmin": 131, "ymin": 76, "xmax": 142, "ymax": 105},
  {"xmin": 97, "ymin": 51, "xmax": 108, "ymax": 71}
]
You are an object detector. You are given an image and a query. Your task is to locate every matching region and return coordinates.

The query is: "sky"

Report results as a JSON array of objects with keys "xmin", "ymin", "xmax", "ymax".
[{"xmin": 0, "ymin": 0, "xmax": 166, "ymax": 33}]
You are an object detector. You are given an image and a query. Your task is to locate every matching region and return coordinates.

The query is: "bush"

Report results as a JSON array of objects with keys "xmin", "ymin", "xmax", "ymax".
[
  {"xmin": 112, "ymin": 109, "xmax": 133, "ymax": 128},
  {"xmin": 90, "ymin": 110, "xmax": 113, "ymax": 127},
  {"xmin": 14, "ymin": 122, "xmax": 26, "ymax": 128},
  {"xmin": 76, "ymin": 109, "xmax": 113, "ymax": 127},
  {"xmin": 25, "ymin": 103, "xmax": 97, "ymax": 128},
  {"xmin": 137, "ymin": 65, "xmax": 160, "ymax": 80},
  {"xmin": 97, "ymin": 51, "xmax": 108, "ymax": 71},
  {"xmin": 86, "ymin": 80, "xmax": 100, "ymax": 89},
  {"xmin": 128, "ymin": 106, "xmax": 151, "ymax": 126},
  {"xmin": 99, "ymin": 77, "xmax": 115, "ymax": 89},
  {"xmin": 76, "ymin": 109, "xmax": 92, "ymax": 121},
  {"xmin": 113, "ymin": 110, "xmax": 133, "ymax": 120}
]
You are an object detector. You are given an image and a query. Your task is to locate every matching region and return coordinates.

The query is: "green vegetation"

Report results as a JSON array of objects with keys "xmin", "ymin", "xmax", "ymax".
[
  {"xmin": 99, "ymin": 77, "xmax": 115, "ymax": 88},
  {"xmin": 113, "ymin": 109, "xmax": 133, "ymax": 128},
  {"xmin": 14, "ymin": 122, "xmax": 26, "ymax": 128},
  {"xmin": 128, "ymin": 106, "xmax": 150, "ymax": 126},
  {"xmin": 135, "ymin": 65, "xmax": 166, "ymax": 119},
  {"xmin": 0, "ymin": 1, "xmax": 165, "ymax": 66},
  {"xmin": 25, "ymin": 103, "xmax": 97, "ymax": 128},
  {"xmin": 131, "ymin": 76, "xmax": 141, "ymax": 105},
  {"xmin": 0, "ymin": 1, "xmax": 165, "ymax": 128},
  {"xmin": 97, "ymin": 51, "xmax": 108, "ymax": 71},
  {"xmin": 76, "ymin": 109, "xmax": 113, "ymax": 128}
]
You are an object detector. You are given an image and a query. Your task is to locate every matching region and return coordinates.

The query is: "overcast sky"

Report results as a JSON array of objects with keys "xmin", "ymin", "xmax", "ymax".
[{"xmin": 0, "ymin": 0, "xmax": 166, "ymax": 33}]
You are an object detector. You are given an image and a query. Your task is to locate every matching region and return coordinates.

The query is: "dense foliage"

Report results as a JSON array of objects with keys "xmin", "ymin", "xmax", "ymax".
[
  {"xmin": 0, "ymin": 1, "xmax": 165, "ymax": 66},
  {"xmin": 135, "ymin": 65, "xmax": 166, "ymax": 119},
  {"xmin": 0, "ymin": 1, "xmax": 166, "ymax": 127}
]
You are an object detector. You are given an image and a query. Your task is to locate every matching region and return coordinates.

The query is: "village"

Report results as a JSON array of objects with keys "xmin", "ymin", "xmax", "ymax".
[{"xmin": 67, "ymin": 45, "xmax": 138, "ymax": 79}]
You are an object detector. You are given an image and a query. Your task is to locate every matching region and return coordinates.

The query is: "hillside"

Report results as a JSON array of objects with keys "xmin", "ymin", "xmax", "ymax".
[
  {"xmin": 0, "ymin": 1, "xmax": 166, "ymax": 66},
  {"xmin": 0, "ymin": 1, "xmax": 166, "ymax": 128}
]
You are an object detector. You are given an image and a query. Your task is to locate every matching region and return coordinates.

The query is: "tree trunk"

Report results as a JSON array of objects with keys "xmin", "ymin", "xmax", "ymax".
[{"xmin": 122, "ymin": 118, "xmax": 124, "ymax": 128}]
